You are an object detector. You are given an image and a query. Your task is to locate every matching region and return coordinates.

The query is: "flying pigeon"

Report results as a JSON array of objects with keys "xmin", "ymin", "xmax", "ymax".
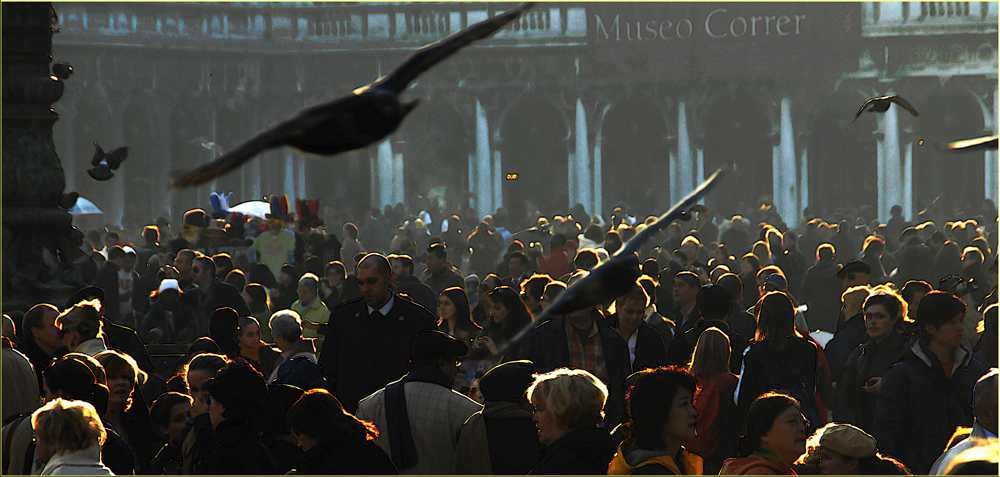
[
  {"xmin": 87, "ymin": 143, "xmax": 128, "ymax": 181},
  {"xmin": 172, "ymin": 3, "xmax": 535, "ymax": 187},
  {"xmin": 852, "ymin": 95, "xmax": 920, "ymax": 124}
]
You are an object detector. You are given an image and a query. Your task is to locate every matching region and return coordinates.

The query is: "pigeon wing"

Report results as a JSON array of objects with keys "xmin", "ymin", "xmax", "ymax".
[
  {"xmin": 106, "ymin": 147, "xmax": 128, "ymax": 169},
  {"xmin": 889, "ymin": 96, "xmax": 919, "ymax": 117},
  {"xmin": 88, "ymin": 165, "xmax": 113, "ymax": 181},
  {"xmin": 91, "ymin": 143, "xmax": 105, "ymax": 166},
  {"xmin": 376, "ymin": 3, "xmax": 533, "ymax": 93},
  {"xmin": 619, "ymin": 168, "xmax": 724, "ymax": 257},
  {"xmin": 944, "ymin": 135, "xmax": 998, "ymax": 152},
  {"xmin": 171, "ymin": 106, "xmax": 333, "ymax": 188},
  {"xmin": 851, "ymin": 98, "xmax": 875, "ymax": 124}
]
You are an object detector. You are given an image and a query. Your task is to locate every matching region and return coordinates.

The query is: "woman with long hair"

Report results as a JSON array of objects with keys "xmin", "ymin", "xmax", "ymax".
[
  {"xmin": 95, "ymin": 350, "xmax": 154, "ymax": 474},
  {"xmin": 437, "ymin": 287, "xmax": 483, "ymax": 343},
  {"xmin": 736, "ymin": 292, "xmax": 820, "ymax": 427},
  {"xmin": 686, "ymin": 327, "xmax": 740, "ymax": 474},
  {"xmin": 477, "ymin": 286, "xmax": 532, "ymax": 358},
  {"xmin": 286, "ymin": 388, "xmax": 397, "ymax": 474}
]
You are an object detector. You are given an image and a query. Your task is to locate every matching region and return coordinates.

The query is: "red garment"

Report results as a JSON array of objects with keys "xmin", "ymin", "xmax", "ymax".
[
  {"xmin": 537, "ymin": 246, "xmax": 570, "ymax": 279},
  {"xmin": 686, "ymin": 372, "xmax": 739, "ymax": 457}
]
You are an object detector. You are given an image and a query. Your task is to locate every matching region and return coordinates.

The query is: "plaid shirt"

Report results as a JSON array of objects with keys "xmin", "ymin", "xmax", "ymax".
[{"xmin": 565, "ymin": 318, "xmax": 608, "ymax": 382}]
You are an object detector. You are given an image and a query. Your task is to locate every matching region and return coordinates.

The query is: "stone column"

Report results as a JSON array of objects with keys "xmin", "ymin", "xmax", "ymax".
[
  {"xmin": 474, "ymin": 99, "xmax": 492, "ymax": 216},
  {"xmin": 376, "ymin": 138, "xmax": 394, "ymax": 209},
  {"xmin": 773, "ymin": 97, "xmax": 799, "ymax": 227},
  {"xmin": 3, "ymin": 2, "xmax": 86, "ymax": 311},
  {"xmin": 574, "ymin": 98, "xmax": 591, "ymax": 212},
  {"xmin": 675, "ymin": 101, "xmax": 694, "ymax": 203},
  {"xmin": 876, "ymin": 99, "xmax": 903, "ymax": 222},
  {"xmin": 797, "ymin": 132, "xmax": 810, "ymax": 224}
]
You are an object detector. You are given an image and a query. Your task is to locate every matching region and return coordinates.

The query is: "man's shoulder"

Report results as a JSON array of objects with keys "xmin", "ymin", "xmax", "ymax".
[{"xmin": 329, "ymin": 297, "xmax": 367, "ymax": 316}]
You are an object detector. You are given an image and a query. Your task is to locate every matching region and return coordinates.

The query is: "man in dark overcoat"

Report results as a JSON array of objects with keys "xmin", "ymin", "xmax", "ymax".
[{"xmin": 319, "ymin": 253, "xmax": 437, "ymax": 413}]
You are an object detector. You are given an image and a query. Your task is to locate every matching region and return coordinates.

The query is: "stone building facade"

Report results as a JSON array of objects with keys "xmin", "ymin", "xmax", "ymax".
[{"xmin": 50, "ymin": 2, "xmax": 997, "ymax": 230}]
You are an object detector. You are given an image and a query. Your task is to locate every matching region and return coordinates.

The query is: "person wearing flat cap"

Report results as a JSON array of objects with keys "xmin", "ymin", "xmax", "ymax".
[
  {"xmin": 454, "ymin": 360, "xmax": 544, "ymax": 474},
  {"xmin": 838, "ymin": 260, "xmax": 872, "ymax": 289},
  {"xmin": 357, "ymin": 330, "xmax": 482, "ymax": 474},
  {"xmin": 792, "ymin": 423, "xmax": 909, "ymax": 475}
]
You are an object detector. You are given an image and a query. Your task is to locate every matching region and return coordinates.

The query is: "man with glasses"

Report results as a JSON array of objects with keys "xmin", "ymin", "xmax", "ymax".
[
  {"xmin": 357, "ymin": 330, "xmax": 482, "ymax": 474},
  {"xmin": 180, "ymin": 255, "xmax": 249, "ymax": 336}
]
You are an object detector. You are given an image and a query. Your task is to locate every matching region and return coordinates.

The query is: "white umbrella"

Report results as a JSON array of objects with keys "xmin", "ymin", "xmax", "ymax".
[
  {"xmin": 69, "ymin": 197, "xmax": 103, "ymax": 216},
  {"xmin": 229, "ymin": 200, "xmax": 271, "ymax": 220}
]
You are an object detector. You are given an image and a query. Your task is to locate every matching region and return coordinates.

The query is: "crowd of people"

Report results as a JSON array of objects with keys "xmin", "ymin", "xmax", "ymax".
[{"xmin": 2, "ymin": 194, "xmax": 998, "ymax": 475}]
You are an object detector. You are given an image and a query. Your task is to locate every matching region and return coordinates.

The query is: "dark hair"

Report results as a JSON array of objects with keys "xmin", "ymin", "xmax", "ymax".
[
  {"xmin": 22, "ymin": 303, "xmax": 58, "ymax": 343},
  {"xmin": 357, "ymin": 253, "xmax": 391, "ymax": 277},
  {"xmin": 243, "ymin": 283, "xmax": 270, "ymax": 314},
  {"xmin": 209, "ymin": 307, "xmax": 241, "ymax": 359},
  {"xmin": 604, "ymin": 230, "xmax": 623, "ymax": 254},
  {"xmin": 343, "ymin": 222, "xmax": 359, "ymax": 240},
  {"xmin": 488, "ymin": 286, "xmax": 533, "ymax": 343},
  {"xmin": 637, "ymin": 276, "xmax": 657, "ymax": 305},
  {"xmin": 574, "ymin": 249, "xmax": 599, "ymax": 270},
  {"xmin": 204, "ymin": 361, "xmax": 267, "ymax": 431},
  {"xmin": 194, "ymin": 256, "xmax": 216, "ymax": 277},
  {"xmin": 107, "ymin": 245, "xmax": 126, "ymax": 261},
  {"xmin": 388, "ymin": 254, "xmax": 414, "ymax": 273},
  {"xmin": 816, "ymin": 243, "xmax": 835, "ymax": 262},
  {"xmin": 697, "ymin": 285, "xmax": 732, "ymax": 321},
  {"xmin": 625, "ymin": 366, "xmax": 698, "ymax": 450},
  {"xmin": 508, "ymin": 251, "xmax": 528, "ymax": 267},
  {"xmin": 738, "ymin": 392, "xmax": 801, "ymax": 457},
  {"xmin": 149, "ymin": 392, "xmax": 193, "ymax": 428},
  {"xmin": 550, "ymin": 233, "xmax": 568, "ymax": 249},
  {"xmin": 439, "ymin": 287, "xmax": 481, "ymax": 335},
  {"xmin": 304, "ymin": 256, "xmax": 323, "ymax": 277},
  {"xmin": 427, "ymin": 242, "xmax": 448, "ymax": 259},
  {"xmin": 323, "ymin": 261, "xmax": 347, "ymax": 281},
  {"xmin": 755, "ymin": 291, "xmax": 795, "ymax": 342},
  {"xmin": 247, "ymin": 264, "xmax": 278, "ymax": 289},
  {"xmin": 287, "ymin": 389, "xmax": 379, "ymax": 445},
  {"xmin": 187, "ymin": 338, "xmax": 221, "ymax": 360},
  {"xmin": 212, "ymin": 253, "xmax": 233, "ymax": 273},
  {"xmin": 225, "ymin": 269, "xmax": 246, "ymax": 292},
  {"xmin": 641, "ymin": 258, "xmax": 659, "ymax": 280},
  {"xmin": 916, "ymin": 290, "xmax": 967, "ymax": 329},
  {"xmin": 674, "ymin": 271, "xmax": 701, "ymax": 289},
  {"xmin": 900, "ymin": 280, "xmax": 932, "ymax": 303},
  {"xmin": 43, "ymin": 355, "xmax": 110, "ymax": 416},
  {"xmin": 142, "ymin": 226, "xmax": 160, "ymax": 243},
  {"xmin": 717, "ymin": 273, "xmax": 744, "ymax": 302},
  {"xmin": 741, "ymin": 253, "xmax": 762, "ymax": 271},
  {"xmin": 863, "ymin": 290, "xmax": 906, "ymax": 322},
  {"xmin": 521, "ymin": 274, "xmax": 550, "ymax": 301}
]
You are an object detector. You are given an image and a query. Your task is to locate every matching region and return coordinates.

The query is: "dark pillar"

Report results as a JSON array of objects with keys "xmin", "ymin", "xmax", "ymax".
[{"xmin": 3, "ymin": 2, "xmax": 88, "ymax": 312}]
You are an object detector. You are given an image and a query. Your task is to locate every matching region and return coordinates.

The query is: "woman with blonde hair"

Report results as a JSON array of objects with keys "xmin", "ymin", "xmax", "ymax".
[
  {"xmin": 95, "ymin": 350, "xmax": 153, "ymax": 474},
  {"xmin": 55, "ymin": 300, "xmax": 107, "ymax": 356},
  {"xmin": 686, "ymin": 327, "xmax": 740, "ymax": 474},
  {"xmin": 31, "ymin": 398, "xmax": 113, "ymax": 475},
  {"xmin": 526, "ymin": 368, "xmax": 614, "ymax": 474}
]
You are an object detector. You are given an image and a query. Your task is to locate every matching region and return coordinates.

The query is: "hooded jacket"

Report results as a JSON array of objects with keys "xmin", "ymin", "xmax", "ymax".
[
  {"xmin": 607, "ymin": 440, "xmax": 703, "ymax": 475},
  {"xmin": 872, "ymin": 333, "xmax": 987, "ymax": 474}
]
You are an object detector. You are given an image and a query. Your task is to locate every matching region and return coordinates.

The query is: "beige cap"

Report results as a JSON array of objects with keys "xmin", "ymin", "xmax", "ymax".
[{"xmin": 818, "ymin": 423, "xmax": 878, "ymax": 458}]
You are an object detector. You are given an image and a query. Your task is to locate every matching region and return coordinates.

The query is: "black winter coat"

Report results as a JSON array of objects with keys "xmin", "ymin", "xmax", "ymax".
[
  {"xmin": 839, "ymin": 329, "xmax": 907, "ymax": 432},
  {"xmin": 528, "ymin": 426, "xmax": 615, "ymax": 475},
  {"xmin": 873, "ymin": 334, "xmax": 987, "ymax": 474},
  {"xmin": 319, "ymin": 296, "xmax": 437, "ymax": 413},
  {"xmin": 194, "ymin": 420, "xmax": 279, "ymax": 475},
  {"xmin": 824, "ymin": 312, "xmax": 868, "ymax": 382},
  {"xmin": 606, "ymin": 314, "xmax": 669, "ymax": 373},
  {"xmin": 293, "ymin": 438, "xmax": 398, "ymax": 474},
  {"xmin": 736, "ymin": 337, "xmax": 818, "ymax": 415},
  {"xmin": 799, "ymin": 260, "xmax": 842, "ymax": 333}
]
